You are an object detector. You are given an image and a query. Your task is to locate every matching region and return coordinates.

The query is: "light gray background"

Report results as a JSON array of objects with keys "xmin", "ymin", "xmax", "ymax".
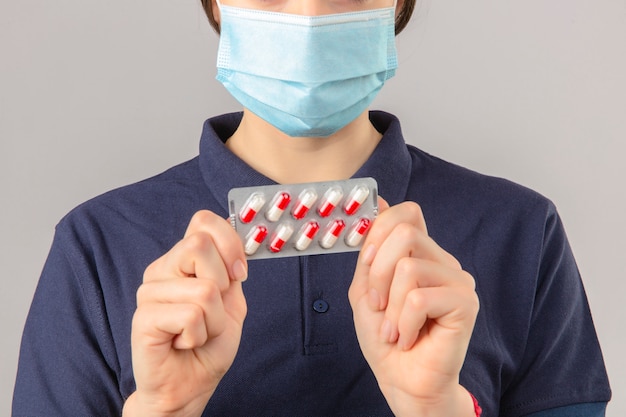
[{"xmin": 2, "ymin": 0, "xmax": 624, "ymax": 415}]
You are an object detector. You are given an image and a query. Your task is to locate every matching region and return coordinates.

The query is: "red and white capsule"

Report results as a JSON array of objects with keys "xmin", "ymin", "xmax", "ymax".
[
  {"xmin": 239, "ymin": 192, "xmax": 266, "ymax": 224},
  {"xmin": 343, "ymin": 185, "xmax": 370, "ymax": 216},
  {"xmin": 265, "ymin": 191, "xmax": 291, "ymax": 222},
  {"xmin": 345, "ymin": 218, "xmax": 372, "ymax": 247},
  {"xmin": 244, "ymin": 225, "xmax": 268, "ymax": 256},
  {"xmin": 319, "ymin": 219, "xmax": 346, "ymax": 249},
  {"xmin": 294, "ymin": 221, "xmax": 320, "ymax": 251},
  {"xmin": 317, "ymin": 186, "xmax": 344, "ymax": 217},
  {"xmin": 291, "ymin": 188, "xmax": 318, "ymax": 220},
  {"xmin": 269, "ymin": 223, "xmax": 294, "ymax": 253}
]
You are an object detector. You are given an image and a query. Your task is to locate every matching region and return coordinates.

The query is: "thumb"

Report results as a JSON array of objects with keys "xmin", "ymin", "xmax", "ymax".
[
  {"xmin": 377, "ymin": 196, "xmax": 390, "ymax": 213},
  {"xmin": 349, "ymin": 196, "xmax": 389, "ymax": 307}
]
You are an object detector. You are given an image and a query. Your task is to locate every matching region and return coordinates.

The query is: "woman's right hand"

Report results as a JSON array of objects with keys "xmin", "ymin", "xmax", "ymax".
[{"xmin": 123, "ymin": 210, "xmax": 248, "ymax": 417}]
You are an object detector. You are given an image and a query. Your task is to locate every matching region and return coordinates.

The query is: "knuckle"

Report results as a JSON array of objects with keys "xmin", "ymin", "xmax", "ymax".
[
  {"xmin": 468, "ymin": 287, "xmax": 480, "ymax": 314},
  {"xmin": 448, "ymin": 255, "xmax": 463, "ymax": 270},
  {"xmin": 189, "ymin": 210, "xmax": 219, "ymax": 230},
  {"xmin": 406, "ymin": 289, "xmax": 426, "ymax": 310},
  {"xmin": 403, "ymin": 201, "xmax": 424, "ymax": 220},
  {"xmin": 472, "ymin": 292, "xmax": 480, "ymax": 316},
  {"xmin": 135, "ymin": 283, "xmax": 151, "ymax": 305},
  {"xmin": 459, "ymin": 270, "xmax": 476, "ymax": 290},
  {"xmin": 181, "ymin": 303, "xmax": 205, "ymax": 326},
  {"xmin": 394, "ymin": 222, "xmax": 419, "ymax": 241},
  {"xmin": 455, "ymin": 273, "xmax": 480, "ymax": 316},
  {"xmin": 131, "ymin": 304, "xmax": 155, "ymax": 332},
  {"xmin": 183, "ymin": 232, "xmax": 215, "ymax": 254},
  {"xmin": 239, "ymin": 295, "xmax": 248, "ymax": 317},
  {"xmin": 396, "ymin": 256, "xmax": 419, "ymax": 276},
  {"xmin": 195, "ymin": 280, "xmax": 219, "ymax": 305},
  {"xmin": 142, "ymin": 260, "xmax": 160, "ymax": 282},
  {"xmin": 347, "ymin": 285, "xmax": 357, "ymax": 304},
  {"xmin": 368, "ymin": 264, "xmax": 387, "ymax": 288},
  {"xmin": 347, "ymin": 281, "xmax": 366, "ymax": 308}
]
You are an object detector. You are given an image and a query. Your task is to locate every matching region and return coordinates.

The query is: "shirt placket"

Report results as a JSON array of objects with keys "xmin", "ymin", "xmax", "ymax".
[{"xmin": 300, "ymin": 253, "xmax": 358, "ymax": 356}]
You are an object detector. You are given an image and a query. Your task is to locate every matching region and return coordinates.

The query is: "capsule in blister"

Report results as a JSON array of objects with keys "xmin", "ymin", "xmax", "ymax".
[
  {"xmin": 239, "ymin": 192, "xmax": 266, "ymax": 223},
  {"xmin": 345, "ymin": 218, "xmax": 371, "ymax": 247},
  {"xmin": 229, "ymin": 177, "xmax": 378, "ymax": 259},
  {"xmin": 265, "ymin": 191, "xmax": 291, "ymax": 222},
  {"xmin": 319, "ymin": 219, "xmax": 346, "ymax": 249},
  {"xmin": 317, "ymin": 186, "xmax": 344, "ymax": 217},
  {"xmin": 269, "ymin": 223, "xmax": 294, "ymax": 253},
  {"xmin": 344, "ymin": 185, "xmax": 370, "ymax": 216},
  {"xmin": 244, "ymin": 225, "xmax": 268, "ymax": 255},
  {"xmin": 292, "ymin": 188, "xmax": 318, "ymax": 220},
  {"xmin": 294, "ymin": 220, "xmax": 320, "ymax": 251}
]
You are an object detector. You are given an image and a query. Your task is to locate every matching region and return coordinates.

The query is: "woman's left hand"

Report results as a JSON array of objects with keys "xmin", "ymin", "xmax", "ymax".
[{"xmin": 349, "ymin": 199, "xmax": 479, "ymax": 417}]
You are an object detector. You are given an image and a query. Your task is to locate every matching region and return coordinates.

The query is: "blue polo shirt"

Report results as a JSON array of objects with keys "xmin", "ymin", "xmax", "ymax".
[{"xmin": 13, "ymin": 112, "xmax": 611, "ymax": 416}]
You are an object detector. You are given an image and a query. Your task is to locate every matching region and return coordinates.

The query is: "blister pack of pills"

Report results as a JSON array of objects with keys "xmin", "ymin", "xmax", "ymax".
[{"xmin": 228, "ymin": 178, "xmax": 378, "ymax": 259}]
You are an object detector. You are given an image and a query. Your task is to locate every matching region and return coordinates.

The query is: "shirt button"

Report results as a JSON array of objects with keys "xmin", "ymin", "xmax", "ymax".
[{"xmin": 313, "ymin": 299, "xmax": 329, "ymax": 313}]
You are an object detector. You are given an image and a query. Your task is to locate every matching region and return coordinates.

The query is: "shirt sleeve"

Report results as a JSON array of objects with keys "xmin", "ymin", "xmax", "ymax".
[
  {"xmin": 498, "ymin": 206, "xmax": 611, "ymax": 416},
  {"xmin": 12, "ymin": 226, "xmax": 125, "ymax": 416},
  {"xmin": 523, "ymin": 402, "xmax": 607, "ymax": 417}
]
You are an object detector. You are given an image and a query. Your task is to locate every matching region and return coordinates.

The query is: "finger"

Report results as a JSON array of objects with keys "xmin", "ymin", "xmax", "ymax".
[
  {"xmin": 368, "ymin": 224, "xmax": 462, "ymax": 311},
  {"xmin": 350, "ymin": 202, "xmax": 427, "ymax": 304},
  {"xmin": 354, "ymin": 202, "xmax": 428, "ymax": 274},
  {"xmin": 350, "ymin": 288, "xmax": 387, "ymax": 352},
  {"xmin": 382, "ymin": 258, "xmax": 471, "ymax": 343},
  {"xmin": 138, "ymin": 278, "xmax": 244, "ymax": 339},
  {"xmin": 220, "ymin": 280, "xmax": 248, "ymax": 325},
  {"xmin": 132, "ymin": 302, "xmax": 209, "ymax": 351},
  {"xmin": 144, "ymin": 232, "xmax": 230, "ymax": 292},
  {"xmin": 369, "ymin": 201, "xmax": 428, "ymax": 244},
  {"xmin": 178, "ymin": 232, "xmax": 231, "ymax": 291},
  {"xmin": 185, "ymin": 210, "xmax": 248, "ymax": 282},
  {"xmin": 375, "ymin": 224, "xmax": 461, "ymax": 272},
  {"xmin": 137, "ymin": 277, "xmax": 224, "ymax": 308},
  {"xmin": 379, "ymin": 257, "xmax": 418, "ymax": 343},
  {"xmin": 377, "ymin": 196, "xmax": 390, "ymax": 213},
  {"xmin": 134, "ymin": 280, "xmax": 229, "ymax": 348},
  {"xmin": 397, "ymin": 286, "xmax": 479, "ymax": 351}
]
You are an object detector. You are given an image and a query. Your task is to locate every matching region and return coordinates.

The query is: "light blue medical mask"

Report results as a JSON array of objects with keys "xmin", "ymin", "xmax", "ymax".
[{"xmin": 215, "ymin": 3, "xmax": 398, "ymax": 137}]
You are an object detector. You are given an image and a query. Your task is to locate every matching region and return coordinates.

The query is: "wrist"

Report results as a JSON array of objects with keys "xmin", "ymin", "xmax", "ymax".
[
  {"xmin": 470, "ymin": 392, "xmax": 483, "ymax": 417},
  {"xmin": 388, "ymin": 384, "xmax": 476, "ymax": 417},
  {"xmin": 122, "ymin": 391, "xmax": 208, "ymax": 417}
]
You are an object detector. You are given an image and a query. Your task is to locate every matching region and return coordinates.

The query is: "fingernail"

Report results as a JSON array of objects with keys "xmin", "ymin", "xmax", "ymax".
[
  {"xmin": 361, "ymin": 244, "xmax": 376, "ymax": 266},
  {"xmin": 232, "ymin": 259, "xmax": 248, "ymax": 282},
  {"xmin": 380, "ymin": 319, "xmax": 392, "ymax": 343},
  {"xmin": 368, "ymin": 288, "xmax": 381, "ymax": 311}
]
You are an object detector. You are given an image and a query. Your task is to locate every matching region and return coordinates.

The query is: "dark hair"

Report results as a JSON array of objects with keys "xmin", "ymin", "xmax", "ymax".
[{"xmin": 200, "ymin": 0, "xmax": 416, "ymax": 35}]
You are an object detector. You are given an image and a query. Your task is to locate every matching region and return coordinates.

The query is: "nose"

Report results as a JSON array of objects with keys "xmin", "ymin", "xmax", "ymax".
[
  {"xmin": 281, "ymin": 0, "xmax": 336, "ymax": 16},
  {"xmin": 219, "ymin": 0, "xmax": 396, "ymax": 16}
]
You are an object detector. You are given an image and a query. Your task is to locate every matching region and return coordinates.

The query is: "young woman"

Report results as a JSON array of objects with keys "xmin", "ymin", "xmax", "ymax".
[{"xmin": 13, "ymin": 1, "xmax": 611, "ymax": 416}]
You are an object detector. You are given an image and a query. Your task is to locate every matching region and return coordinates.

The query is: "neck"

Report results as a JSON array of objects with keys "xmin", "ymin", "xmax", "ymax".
[{"xmin": 225, "ymin": 110, "xmax": 382, "ymax": 184}]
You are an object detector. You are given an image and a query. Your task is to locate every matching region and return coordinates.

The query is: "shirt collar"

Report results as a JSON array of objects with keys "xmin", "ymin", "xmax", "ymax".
[{"xmin": 199, "ymin": 111, "xmax": 412, "ymax": 213}]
